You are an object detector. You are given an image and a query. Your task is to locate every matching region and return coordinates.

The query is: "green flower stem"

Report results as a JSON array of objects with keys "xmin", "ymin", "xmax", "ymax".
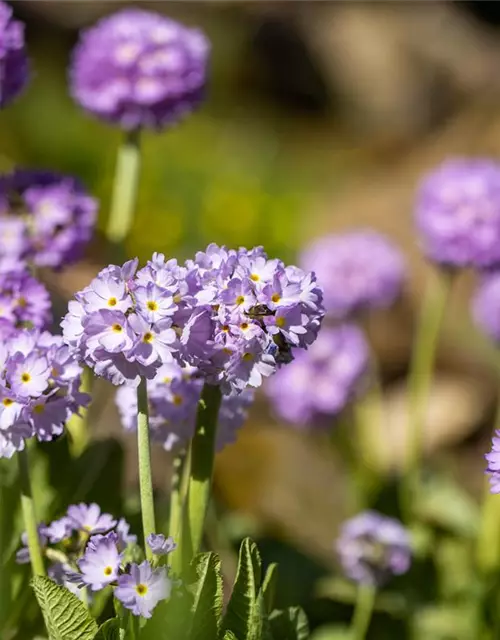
[
  {"xmin": 185, "ymin": 383, "xmax": 222, "ymax": 561},
  {"xmin": 400, "ymin": 268, "xmax": 453, "ymax": 521},
  {"xmin": 137, "ymin": 378, "xmax": 156, "ymax": 562},
  {"xmin": 66, "ymin": 366, "xmax": 92, "ymax": 458},
  {"xmin": 351, "ymin": 583, "xmax": 376, "ymax": 640},
  {"xmin": 168, "ymin": 450, "xmax": 186, "ymax": 542},
  {"xmin": 106, "ymin": 128, "xmax": 141, "ymax": 245},
  {"xmin": 18, "ymin": 447, "xmax": 45, "ymax": 576},
  {"xmin": 477, "ymin": 389, "xmax": 500, "ymax": 574}
]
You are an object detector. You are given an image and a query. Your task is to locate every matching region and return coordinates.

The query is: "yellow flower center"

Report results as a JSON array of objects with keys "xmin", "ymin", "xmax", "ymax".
[
  {"xmin": 240, "ymin": 323, "xmax": 249, "ymax": 331},
  {"xmin": 147, "ymin": 300, "xmax": 158, "ymax": 312},
  {"xmin": 242, "ymin": 352, "xmax": 254, "ymax": 361},
  {"xmin": 17, "ymin": 296, "xmax": 27, "ymax": 308},
  {"xmin": 50, "ymin": 367, "xmax": 59, "ymax": 378},
  {"xmin": 136, "ymin": 583, "xmax": 148, "ymax": 597},
  {"xmin": 236, "ymin": 295, "xmax": 245, "ymax": 305},
  {"xmin": 33, "ymin": 404, "xmax": 45, "ymax": 414},
  {"xmin": 275, "ymin": 317, "xmax": 285, "ymax": 328},
  {"xmin": 250, "ymin": 273, "xmax": 260, "ymax": 282},
  {"xmin": 143, "ymin": 332, "xmax": 153, "ymax": 343},
  {"xmin": 172, "ymin": 394, "xmax": 183, "ymax": 406},
  {"xmin": 271, "ymin": 293, "xmax": 281, "ymax": 303},
  {"xmin": 173, "ymin": 294, "xmax": 182, "ymax": 304},
  {"xmin": 111, "ymin": 324, "xmax": 123, "ymax": 333},
  {"xmin": 222, "ymin": 325, "xmax": 230, "ymax": 332},
  {"xmin": 21, "ymin": 373, "xmax": 31, "ymax": 383},
  {"xmin": 2, "ymin": 398, "xmax": 13, "ymax": 406},
  {"xmin": 163, "ymin": 376, "xmax": 172, "ymax": 384},
  {"xmin": 107, "ymin": 297, "xmax": 117, "ymax": 307},
  {"xmin": 103, "ymin": 566, "xmax": 113, "ymax": 577}
]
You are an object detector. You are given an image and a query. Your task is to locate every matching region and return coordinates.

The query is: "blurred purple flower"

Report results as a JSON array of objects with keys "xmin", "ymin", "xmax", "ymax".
[
  {"xmin": 265, "ymin": 325, "xmax": 369, "ymax": 427},
  {"xmin": 147, "ymin": 533, "xmax": 176, "ymax": 556},
  {"xmin": 115, "ymin": 561, "xmax": 171, "ymax": 618},
  {"xmin": 415, "ymin": 158, "xmax": 500, "ymax": 268},
  {"xmin": 472, "ymin": 271, "xmax": 500, "ymax": 343},
  {"xmin": 0, "ymin": 1, "xmax": 29, "ymax": 108},
  {"xmin": 115, "ymin": 361, "xmax": 253, "ymax": 452},
  {"xmin": 69, "ymin": 8, "xmax": 210, "ymax": 131},
  {"xmin": 0, "ymin": 258, "xmax": 51, "ymax": 330},
  {"xmin": 0, "ymin": 170, "xmax": 97, "ymax": 268},
  {"xmin": 485, "ymin": 430, "xmax": 500, "ymax": 493},
  {"xmin": 301, "ymin": 230, "xmax": 405, "ymax": 320},
  {"xmin": 336, "ymin": 511, "xmax": 411, "ymax": 585}
]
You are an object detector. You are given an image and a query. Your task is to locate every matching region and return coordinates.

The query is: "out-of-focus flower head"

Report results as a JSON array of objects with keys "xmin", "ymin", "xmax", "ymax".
[
  {"xmin": 415, "ymin": 158, "xmax": 500, "ymax": 268},
  {"xmin": 336, "ymin": 511, "xmax": 411, "ymax": 585},
  {"xmin": 0, "ymin": 328, "xmax": 89, "ymax": 458},
  {"xmin": 472, "ymin": 271, "xmax": 500, "ymax": 343},
  {"xmin": 116, "ymin": 361, "xmax": 253, "ymax": 451},
  {"xmin": 485, "ymin": 430, "xmax": 500, "ymax": 493},
  {"xmin": 301, "ymin": 230, "xmax": 405, "ymax": 320},
  {"xmin": 265, "ymin": 325, "xmax": 369, "ymax": 427},
  {"xmin": 62, "ymin": 245, "xmax": 324, "ymax": 393},
  {"xmin": 0, "ymin": 1, "xmax": 29, "ymax": 108},
  {"xmin": 0, "ymin": 258, "xmax": 51, "ymax": 331},
  {"xmin": 0, "ymin": 170, "xmax": 98, "ymax": 268},
  {"xmin": 69, "ymin": 8, "xmax": 210, "ymax": 131},
  {"xmin": 16, "ymin": 503, "xmax": 137, "ymax": 597},
  {"xmin": 147, "ymin": 533, "xmax": 176, "ymax": 556}
]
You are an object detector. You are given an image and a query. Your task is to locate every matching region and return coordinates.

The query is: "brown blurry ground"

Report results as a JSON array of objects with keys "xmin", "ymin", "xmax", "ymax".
[{"xmin": 26, "ymin": 0, "xmax": 500, "ymax": 565}]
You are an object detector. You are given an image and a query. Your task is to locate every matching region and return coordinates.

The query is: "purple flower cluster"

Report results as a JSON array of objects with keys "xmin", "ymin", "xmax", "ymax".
[
  {"xmin": 0, "ymin": 170, "xmax": 97, "ymax": 268},
  {"xmin": 336, "ymin": 511, "xmax": 411, "ymax": 585},
  {"xmin": 116, "ymin": 361, "xmax": 253, "ymax": 451},
  {"xmin": 415, "ymin": 159, "xmax": 500, "ymax": 269},
  {"xmin": 265, "ymin": 325, "xmax": 369, "ymax": 427},
  {"xmin": 69, "ymin": 8, "xmax": 210, "ymax": 131},
  {"xmin": 0, "ymin": 258, "xmax": 51, "ymax": 331},
  {"xmin": 0, "ymin": 328, "xmax": 89, "ymax": 458},
  {"xmin": 472, "ymin": 272, "xmax": 500, "ymax": 344},
  {"xmin": 0, "ymin": 1, "xmax": 29, "ymax": 108},
  {"xmin": 485, "ymin": 431, "xmax": 500, "ymax": 493},
  {"xmin": 300, "ymin": 230, "xmax": 405, "ymax": 319},
  {"xmin": 62, "ymin": 245, "xmax": 324, "ymax": 393}
]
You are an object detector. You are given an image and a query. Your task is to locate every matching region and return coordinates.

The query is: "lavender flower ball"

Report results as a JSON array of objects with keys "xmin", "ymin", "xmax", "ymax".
[
  {"xmin": 265, "ymin": 325, "xmax": 369, "ymax": 427},
  {"xmin": 0, "ymin": 1, "xmax": 29, "ymax": 108},
  {"xmin": 69, "ymin": 8, "xmax": 210, "ymax": 131},
  {"xmin": 0, "ymin": 328, "xmax": 90, "ymax": 458},
  {"xmin": 336, "ymin": 511, "xmax": 411, "ymax": 585},
  {"xmin": 485, "ymin": 430, "xmax": 500, "ymax": 493},
  {"xmin": 301, "ymin": 231, "xmax": 405, "ymax": 319},
  {"xmin": 115, "ymin": 361, "xmax": 253, "ymax": 452},
  {"xmin": 0, "ymin": 258, "xmax": 51, "ymax": 330},
  {"xmin": 472, "ymin": 271, "xmax": 500, "ymax": 343},
  {"xmin": 415, "ymin": 158, "xmax": 500, "ymax": 268},
  {"xmin": 0, "ymin": 170, "xmax": 98, "ymax": 268}
]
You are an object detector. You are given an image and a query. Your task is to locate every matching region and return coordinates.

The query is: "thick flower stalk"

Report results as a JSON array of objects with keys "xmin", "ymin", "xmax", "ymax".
[
  {"xmin": 301, "ymin": 230, "xmax": 406, "ymax": 320},
  {"xmin": 116, "ymin": 361, "xmax": 254, "ymax": 452},
  {"xmin": 0, "ymin": 1, "xmax": 29, "ymax": 108},
  {"xmin": 265, "ymin": 324, "xmax": 369, "ymax": 428},
  {"xmin": 69, "ymin": 8, "xmax": 209, "ymax": 131},
  {"xmin": 0, "ymin": 258, "xmax": 51, "ymax": 331},
  {"xmin": 0, "ymin": 170, "xmax": 97, "ymax": 268}
]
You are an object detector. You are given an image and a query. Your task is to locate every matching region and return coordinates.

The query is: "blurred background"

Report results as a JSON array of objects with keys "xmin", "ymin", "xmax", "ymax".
[{"xmin": 7, "ymin": 0, "xmax": 500, "ymax": 634}]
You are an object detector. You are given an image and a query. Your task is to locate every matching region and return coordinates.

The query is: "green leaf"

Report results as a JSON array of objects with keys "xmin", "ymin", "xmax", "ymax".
[
  {"xmin": 32, "ymin": 576, "xmax": 98, "ymax": 640},
  {"xmin": 269, "ymin": 607, "xmax": 309, "ymax": 640},
  {"xmin": 261, "ymin": 564, "xmax": 278, "ymax": 615},
  {"xmin": 309, "ymin": 625, "xmax": 353, "ymax": 640},
  {"xmin": 189, "ymin": 552, "xmax": 223, "ymax": 640},
  {"xmin": 93, "ymin": 618, "xmax": 122, "ymax": 640},
  {"xmin": 140, "ymin": 585, "xmax": 194, "ymax": 640},
  {"xmin": 248, "ymin": 592, "xmax": 272, "ymax": 640},
  {"xmin": 222, "ymin": 538, "xmax": 262, "ymax": 639},
  {"xmin": 223, "ymin": 633, "xmax": 238, "ymax": 640}
]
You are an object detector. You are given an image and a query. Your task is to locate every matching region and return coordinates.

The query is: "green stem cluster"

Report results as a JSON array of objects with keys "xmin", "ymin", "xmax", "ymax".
[{"xmin": 18, "ymin": 447, "xmax": 45, "ymax": 577}]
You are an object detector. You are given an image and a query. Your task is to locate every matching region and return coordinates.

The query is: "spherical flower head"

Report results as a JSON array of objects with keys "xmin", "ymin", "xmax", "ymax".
[
  {"xmin": 485, "ymin": 430, "xmax": 500, "ymax": 493},
  {"xmin": 415, "ymin": 158, "xmax": 500, "ymax": 268},
  {"xmin": 64, "ymin": 244, "xmax": 324, "ymax": 393},
  {"xmin": 336, "ymin": 511, "xmax": 411, "ymax": 585},
  {"xmin": 0, "ymin": 2, "xmax": 29, "ymax": 108},
  {"xmin": 265, "ymin": 325, "xmax": 369, "ymax": 427},
  {"xmin": 301, "ymin": 231, "xmax": 405, "ymax": 320},
  {"xmin": 115, "ymin": 561, "xmax": 171, "ymax": 618},
  {"xmin": 115, "ymin": 361, "xmax": 254, "ymax": 452},
  {"xmin": 472, "ymin": 271, "xmax": 500, "ymax": 343},
  {"xmin": 0, "ymin": 170, "xmax": 98, "ymax": 268},
  {"xmin": 78, "ymin": 532, "xmax": 123, "ymax": 591},
  {"xmin": 0, "ymin": 258, "xmax": 51, "ymax": 330},
  {"xmin": 0, "ymin": 329, "xmax": 90, "ymax": 458},
  {"xmin": 69, "ymin": 8, "xmax": 210, "ymax": 131}
]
